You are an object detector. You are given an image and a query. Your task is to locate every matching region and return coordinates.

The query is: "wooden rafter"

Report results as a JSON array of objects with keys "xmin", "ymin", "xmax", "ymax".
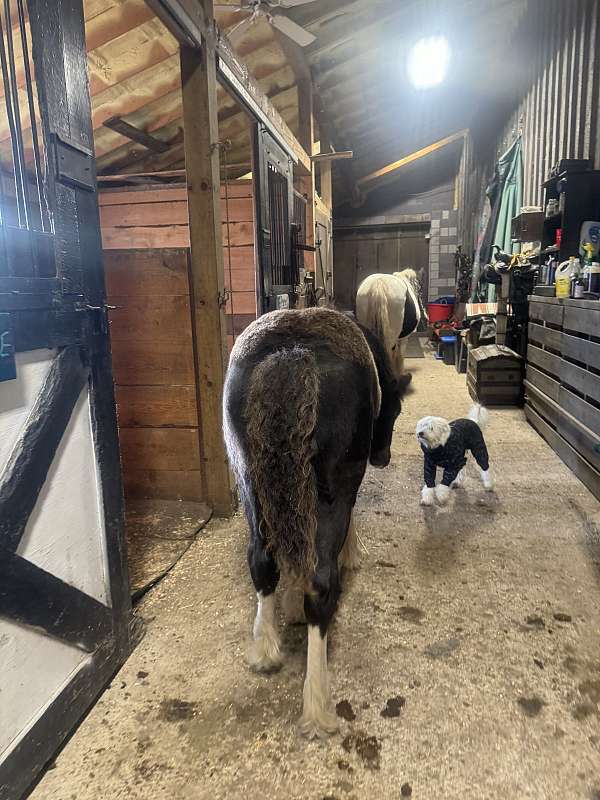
[
  {"xmin": 103, "ymin": 116, "xmax": 171, "ymax": 152},
  {"xmin": 352, "ymin": 129, "xmax": 468, "ymax": 204}
]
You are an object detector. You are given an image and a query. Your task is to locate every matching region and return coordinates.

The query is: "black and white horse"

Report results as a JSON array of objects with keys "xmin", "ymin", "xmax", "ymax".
[
  {"xmin": 356, "ymin": 268, "xmax": 427, "ymax": 378},
  {"xmin": 223, "ymin": 307, "xmax": 409, "ymax": 738}
]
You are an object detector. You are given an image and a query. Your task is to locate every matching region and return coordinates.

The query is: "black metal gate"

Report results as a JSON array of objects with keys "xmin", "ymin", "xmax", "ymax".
[
  {"xmin": 0, "ymin": 2, "xmax": 130, "ymax": 798},
  {"xmin": 253, "ymin": 124, "xmax": 296, "ymax": 313}
]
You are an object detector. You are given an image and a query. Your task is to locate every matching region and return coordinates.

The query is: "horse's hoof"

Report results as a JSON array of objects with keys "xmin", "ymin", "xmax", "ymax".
[
  {"xmin": 247, "ymin": 637, "xmax": 283, "ymax": 673},
  {"xmin": 297, "ymin": 710, "xmax": 339, "ymax": 739}
]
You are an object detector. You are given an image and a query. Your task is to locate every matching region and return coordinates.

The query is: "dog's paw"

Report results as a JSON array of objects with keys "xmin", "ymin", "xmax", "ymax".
[
  {"xmin": 435, "ymin": 484, "xmax": 451, "ymax": 505},
  {"xmin": 421, "ymin": 486, "xmax": 435, "ymax": 506},
  {"xmin": 481, "ymin": 469, "xmax": 494, "ymax": 491}
]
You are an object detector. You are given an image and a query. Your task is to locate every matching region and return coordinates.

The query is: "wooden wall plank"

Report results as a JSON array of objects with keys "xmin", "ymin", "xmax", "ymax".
[
  {"xmin": 98, "ymin": 181, "xmax": 253, "ymax": 206},
  {"xmin": 109, "ymin": 296, "xmax": 192, "ymax": 342},
  {"xmin": 102, "ymin": 224, "xmax": 189, "ymax": 250},
  {"xmin": 101, "ymin": 220, "xmax": 254, "ymax": 250},
  {"xmin": 111, "ymin": 339, "xmax": 195, "ymax": 386},
  {"xmin": 223, "ymin": 268, "xmax": 256, "ymax": 292},
  {"xmin": 119, "ymin": 427, "xmax": 200, "ymax": 472},
  {"xmin": 104, "ymin": 249, "xmax": 190, "ymax": 296},
  {"xmin": 123, "ymin": 468, "xmax": 203, "ymax": 502},
  {"xmin": 115, "ymin": 386, "xmax": 197, "ymax": 428},
  {"xmin": 225, "ymin": 291, "xmax": 256, "ymax": 315},
  {"xmin": 100, "ymin": 197, "xmax": 253, "ymax": 227},
  {"xmin": 525, "ymin": 365, "xmax": 560, "ymax": 402}
]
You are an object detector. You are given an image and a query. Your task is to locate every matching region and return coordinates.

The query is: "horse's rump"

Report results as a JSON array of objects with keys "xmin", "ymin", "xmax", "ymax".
[{"xmin": 226, "ymin": 307, "xmax": 382, "ymax": 579}]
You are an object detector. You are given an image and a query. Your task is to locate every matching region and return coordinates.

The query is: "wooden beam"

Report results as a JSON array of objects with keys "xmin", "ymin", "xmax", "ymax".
[
  {"xmin": 355, "ymin": 130, "xmax": 469, "ymax": 191},
  {"xmin": 312, "ymin": 150, "xmax": 353, "ymax": 163},
  {"xmin": 321, "ymin": 152, "xmax": 332, "ymax": 211},
  {"xmin": 103, "ymin": 117, "xmax": 171, "ymax": 153},
  {"xmin": 297, "ymin": 77, "xmax": 313, "ymax": 156},
  {"xmin": 181, "ymin": 26, "xmax": 233, "ymax": 515},
  {"xmin": 149, "ymin": 0, "xmax": 311, "ymax": 173},
  {"xmin": 216, "ymin": 34, "xmax": 312, "ymax": 174}
]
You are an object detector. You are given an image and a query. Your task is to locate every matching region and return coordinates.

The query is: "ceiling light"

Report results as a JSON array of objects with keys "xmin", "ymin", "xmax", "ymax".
[{"xmin": 407, "ymin": 36, "xmax": 451, "ymax": 89}]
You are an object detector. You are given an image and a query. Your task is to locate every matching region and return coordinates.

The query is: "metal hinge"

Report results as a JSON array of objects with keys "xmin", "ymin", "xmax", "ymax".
[
  {"xmin": 83, "ymin": 303, "xmax": 118, "ymax": 335},
  {"xmin": 50, "ymin": 133, "xmax": 95, "ymax": 192}
]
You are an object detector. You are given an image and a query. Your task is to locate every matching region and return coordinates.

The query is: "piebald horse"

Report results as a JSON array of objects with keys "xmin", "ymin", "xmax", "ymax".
[
  {"xmin": 356, "ymin": 268, "xmax": 427, "ymax": 379},
  {"xmin": 223, "ymin": 307, "xmax": 410, "ymax": 738}
]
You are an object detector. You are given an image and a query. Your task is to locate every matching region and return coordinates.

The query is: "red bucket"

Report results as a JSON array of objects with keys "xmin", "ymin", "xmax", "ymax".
[{"xmin": 427, "ymin": 298, "xmax": 454, "ymax": 323}]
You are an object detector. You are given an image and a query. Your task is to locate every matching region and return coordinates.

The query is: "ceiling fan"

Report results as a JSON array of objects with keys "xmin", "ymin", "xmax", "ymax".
[{"xmin": 215, "ymin": 0, "xmax": 318, "ymax": 47}]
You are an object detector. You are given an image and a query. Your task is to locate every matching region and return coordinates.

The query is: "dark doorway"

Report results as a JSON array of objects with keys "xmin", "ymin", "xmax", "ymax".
[{"xmin": 333, "ymin": 223, "xmax": 430, "ymax": 311}]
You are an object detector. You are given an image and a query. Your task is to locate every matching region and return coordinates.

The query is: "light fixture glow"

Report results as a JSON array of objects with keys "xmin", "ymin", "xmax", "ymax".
[{"xmin": 407, "ymin": 36, "xmax": 451, "ymax": 89}]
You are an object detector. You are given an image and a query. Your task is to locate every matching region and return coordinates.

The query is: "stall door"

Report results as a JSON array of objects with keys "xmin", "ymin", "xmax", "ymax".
[
  {"xmin": 253, "ymin": 124, "xmax": 296, "ymax": 313},
  {"xmin": 0, "ymin": 3, "xmax": 130, "ymax": 798}
]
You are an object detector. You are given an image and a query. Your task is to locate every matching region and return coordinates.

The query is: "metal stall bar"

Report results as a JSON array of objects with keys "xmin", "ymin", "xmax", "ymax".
[
  {"xmin": 16, "ymin": 0, "xmax": 48, "ymax": 232},
  {"xmin": 2, "ymin": 0, "xmax": 32, "ymax": 231}
]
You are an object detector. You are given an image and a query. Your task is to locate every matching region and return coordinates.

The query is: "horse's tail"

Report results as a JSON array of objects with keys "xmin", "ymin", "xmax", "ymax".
[
  {"xmin": 245, "ymin": 346, "xmax": 319, "ymax": 578},
  {"xmin": 365, "ymin": 279, "xmax": 393, "ymax": 354}
]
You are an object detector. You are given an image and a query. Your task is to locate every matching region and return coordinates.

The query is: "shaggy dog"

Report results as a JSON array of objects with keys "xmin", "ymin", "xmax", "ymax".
[{"xmin": 416, "ymin": 404, "xmax": 493, "ymax": 505}]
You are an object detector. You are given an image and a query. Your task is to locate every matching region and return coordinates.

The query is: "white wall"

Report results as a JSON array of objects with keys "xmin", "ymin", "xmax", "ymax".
[{"xmin": 0, "ymin": 350, "xmax": 111, "ymax": 759}]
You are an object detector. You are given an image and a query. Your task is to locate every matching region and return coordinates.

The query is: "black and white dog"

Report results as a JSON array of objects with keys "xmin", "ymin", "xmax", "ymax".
[{"xmin": 416, "ymin": 404, "xmax": 493, "ymax": 505}]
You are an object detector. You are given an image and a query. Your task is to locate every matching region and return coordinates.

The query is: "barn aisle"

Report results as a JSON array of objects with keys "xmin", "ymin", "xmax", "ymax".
[{"xmin": 32, "ymin": 355, "xmax": 600, "ymax": 800}]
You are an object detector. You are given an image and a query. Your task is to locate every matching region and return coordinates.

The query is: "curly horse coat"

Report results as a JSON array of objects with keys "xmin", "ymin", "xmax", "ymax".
[{"xmin": 223, "ymin": 307, "xmax": 409, "ymax": 738}]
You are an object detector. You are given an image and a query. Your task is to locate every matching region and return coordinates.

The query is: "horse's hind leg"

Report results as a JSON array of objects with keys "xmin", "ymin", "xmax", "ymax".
[
  {"xmin": 247, "ymin": 528, "xmax": 282, "ymax": 673},
  {"xmin": 298, "ymin": 501, "xmax": 348, "ymax": 739},
  {"xmin": 396, "ymin": 337, "xmax": 411, "ymax": 379},
  {"xmin": 339, "ymin": 509, "xmax": 360, "ymax": 571}
]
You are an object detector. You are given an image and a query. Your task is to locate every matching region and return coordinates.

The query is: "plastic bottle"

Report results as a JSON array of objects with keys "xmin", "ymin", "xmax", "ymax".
[
  {"xmin": 555, "ymin": 256, "xmax": 578, "ymax": 298},
  {"xmin": 588, "ymin": 262, "xmax": 600, "ymax": 294},
  {"xmin": 573, "ymin": 274, "xmax": 585, "ymax": 299}
]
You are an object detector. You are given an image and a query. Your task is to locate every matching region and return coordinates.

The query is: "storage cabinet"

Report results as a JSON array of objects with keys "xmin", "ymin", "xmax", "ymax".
[
  {"xmin": 525, "ymin": 296, "xmax": 600, "ymax": 501},
  {"xmin": 538, "ymin": 169, "xmax": 600, "ymax": 264}
]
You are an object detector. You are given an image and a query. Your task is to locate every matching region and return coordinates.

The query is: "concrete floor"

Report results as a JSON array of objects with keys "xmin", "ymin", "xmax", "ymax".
[{"xmin": 33, "ymin": 355, "xmax": 600, "ymax": 800}]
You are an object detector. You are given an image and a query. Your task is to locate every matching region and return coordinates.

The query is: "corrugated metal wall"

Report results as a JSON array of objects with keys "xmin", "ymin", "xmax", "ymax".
[{"xmin": 496, "ymin": 0, "xmax": 600, "ymax": 206}]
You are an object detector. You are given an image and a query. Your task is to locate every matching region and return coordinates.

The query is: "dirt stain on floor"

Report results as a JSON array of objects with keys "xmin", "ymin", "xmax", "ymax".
[{"xmin": 158, "ymin": 699, "xmax": 199, "ymax": 722}]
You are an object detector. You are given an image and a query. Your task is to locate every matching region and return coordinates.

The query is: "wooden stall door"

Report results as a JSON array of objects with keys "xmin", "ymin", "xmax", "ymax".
[
  {"xmin": 334, "ymin": 224, "xmax": 430, "ymax": 310},
  {"xmin": 0, "ymin": 3, "xmax": 130, "ymax": 798},
  {"xmin": 104, "ymin": 249, "xmax": 203, "ymax": 502},
  {"xmin": 253, "ymin": 124, "xmax": 295, "ymax": 313}
]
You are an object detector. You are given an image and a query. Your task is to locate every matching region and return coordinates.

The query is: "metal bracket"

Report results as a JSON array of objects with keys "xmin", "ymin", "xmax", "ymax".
[
  {"xmin": 218, "ymin": 289, "xmax": 230, "ymax": 309},
  {"xmin": 82, "ymin": 303, "xmax": 117, "ymax": 336},
  {"xmin": 51, "ymin": 133, "xmax": 95, "ymax": 192}
]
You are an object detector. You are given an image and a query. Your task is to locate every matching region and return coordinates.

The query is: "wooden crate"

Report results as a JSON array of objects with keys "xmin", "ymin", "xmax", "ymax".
[
  {"xmin": 525, "ymin": 296, "xmax": 600, "ymax": 502},
  {"xmin": 467, "ymin": 344, "xmax": 524, "ymax": 406}
]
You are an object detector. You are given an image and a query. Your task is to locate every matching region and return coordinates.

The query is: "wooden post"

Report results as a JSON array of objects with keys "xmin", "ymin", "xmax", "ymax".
[
  {"xmin": 180, "ymin": 25, "xmax": 234, "ymax": 516},
  {"xmin": 297, "ymin": 77, "xmax": 313, "ymax": 156}
]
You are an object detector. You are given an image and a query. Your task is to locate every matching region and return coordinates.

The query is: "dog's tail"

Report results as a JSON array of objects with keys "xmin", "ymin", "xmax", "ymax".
[{"xmin": 468, "ymin": 403, "xmax": 489, "ymax": 430}]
